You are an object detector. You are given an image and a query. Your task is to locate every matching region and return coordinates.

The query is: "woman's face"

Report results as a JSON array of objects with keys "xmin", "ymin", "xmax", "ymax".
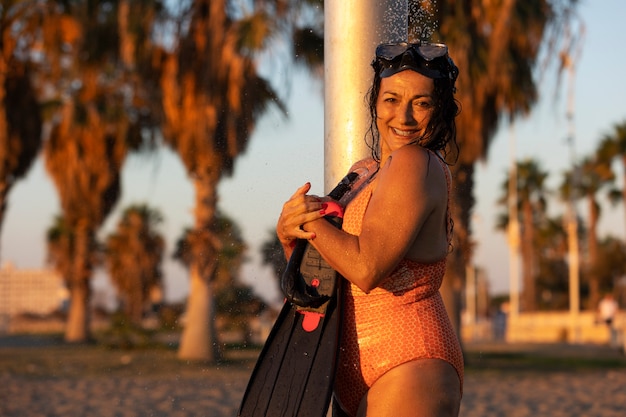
[{"xmin": 376, "ymin": 69, "xmax": 435, "ymax": 158}]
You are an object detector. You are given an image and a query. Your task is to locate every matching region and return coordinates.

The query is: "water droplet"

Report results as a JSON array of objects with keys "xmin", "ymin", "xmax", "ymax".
[{"xmin": 409, "ymin": 0, "xmax": 439, "ymax": 42}]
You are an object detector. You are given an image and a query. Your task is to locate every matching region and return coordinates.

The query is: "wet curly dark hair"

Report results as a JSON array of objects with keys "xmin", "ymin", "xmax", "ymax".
[{"xmin": 365, "ymin": 59, "xmax": 460, "ymax": 163}]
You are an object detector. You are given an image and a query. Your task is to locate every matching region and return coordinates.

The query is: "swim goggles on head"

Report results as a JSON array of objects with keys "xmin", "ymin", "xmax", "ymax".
[{"xmin": 374, "ymin": 41, "xmax": 458, "ymax": 82}]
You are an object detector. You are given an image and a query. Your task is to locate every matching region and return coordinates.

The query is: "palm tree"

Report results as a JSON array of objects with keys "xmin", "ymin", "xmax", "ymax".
[
  {"xmin": 156, "ymin": 0, "xmax": 321, "ymax": 360},
  {"xmin": 497, "ymin": 159, "xmax": 549, "ymax": 311},
  {"xmin": 260, "ymin": 229, "xmax": 287, "ymax": 286},
  {"xmin": 0, "ymin": 1, "xmax": 44, "ymax": 250},
  {"xmin": 212, "ymin": 211, "xmax": 248, "ymax": 294},
  {"xmin": 597, "ymin": 120, "xmax": 626, "ymax": 239},
  {"xmin": 104, "ymin": 205, "xmax": 165, "ymax": 324},
  {"xmin": 197, "ymin": 212, "xmax": 261, "ymax": 343},
  {"xmin": 173, "ymin": 211, "xmax": 247, "ymax": 293},
  {"xmin": 595, "ymin": 236, "xmax": 626, "ymax": 307},
  {"xmin": 215, "ymin": 283, "xmax": 266, "ymax": 345},
  {"xmin": 425, "ymin": 0, "xmax": 580, "ymax": 326},
  {"xmin": 518, "ymin": 160, "xmax": 549, "ymax": 311},
  {"xmin": 41, "ymin": 1, "xmax": 159, "ymax": 342},
  {"xmin": 534, "ymin": 215, "xmax": 569, "ymax": 310},
  {"xmin": 576, "ymin": 156, "xmax": 615, "ymax": 308},
  {"xmin": 46, "ymin": 215, "xmax": 75, "ymax": 299},
  {"xmin": 172, "ymin": 210, "xmax": 247, "ymax": 358}
]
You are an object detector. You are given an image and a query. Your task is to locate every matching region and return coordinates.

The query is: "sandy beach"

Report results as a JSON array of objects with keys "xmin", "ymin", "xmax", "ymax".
[{"xmin": 2, "ymin": 337, "xmax": 625, "ymax": 417}]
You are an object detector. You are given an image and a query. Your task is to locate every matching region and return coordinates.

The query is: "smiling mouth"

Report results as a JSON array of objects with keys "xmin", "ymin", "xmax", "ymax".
[{"xmin": 392, "ymin": 127, "xmax": 418, "ymax": 137}]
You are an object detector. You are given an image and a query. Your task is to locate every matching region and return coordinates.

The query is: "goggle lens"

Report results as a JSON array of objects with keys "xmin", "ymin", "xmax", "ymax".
[{"xmin": 375, "ymin": 42, "xmax": 448, "ymax": 62}]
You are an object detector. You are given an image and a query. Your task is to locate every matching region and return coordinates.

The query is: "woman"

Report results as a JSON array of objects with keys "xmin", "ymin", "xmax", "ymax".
[{"xmin": 277, "ymin": 41, "xmax": 463, "ymax": 417}]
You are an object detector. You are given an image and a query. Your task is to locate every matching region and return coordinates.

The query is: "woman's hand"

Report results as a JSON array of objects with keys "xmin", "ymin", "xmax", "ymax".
[{"xmin": 276, "ymin": 182, "xmax": 326, "ymax": 245}]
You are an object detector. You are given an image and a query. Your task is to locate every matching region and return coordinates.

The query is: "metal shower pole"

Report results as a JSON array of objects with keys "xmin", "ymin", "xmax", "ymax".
[{"xmin": 324, "ymin": 0, "xmax": 408, "ymax": 192}]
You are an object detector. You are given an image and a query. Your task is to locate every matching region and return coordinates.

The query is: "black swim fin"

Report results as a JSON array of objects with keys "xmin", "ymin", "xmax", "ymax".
[
  {"xmin": 238, "ymin": 173, "xmax": 359, "ymax": 417},
  {"xmin": 238, "ymin": 227, "xmax": 342, "ymax": 417}
]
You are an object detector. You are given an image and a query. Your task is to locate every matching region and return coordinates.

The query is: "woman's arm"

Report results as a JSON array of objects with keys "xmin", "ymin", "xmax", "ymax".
[
  {"xmin": 303, "ymin": 146, "xmax": 446, "ymax": 293},
  {"xmin": 276, "ymin": 158, "xmax": 378, "ymax": 259}
]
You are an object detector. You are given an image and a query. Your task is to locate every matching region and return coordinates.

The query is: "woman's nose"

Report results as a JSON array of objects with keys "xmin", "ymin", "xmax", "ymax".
[{"xmin": 400, "ymin": 103, "xmax": 417, "ymax": 125}]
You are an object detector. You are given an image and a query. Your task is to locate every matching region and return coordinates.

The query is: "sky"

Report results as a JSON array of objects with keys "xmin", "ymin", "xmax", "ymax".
[{"xmin": 2, "ymin": 0, "xmax": 625, "ymax": 308}]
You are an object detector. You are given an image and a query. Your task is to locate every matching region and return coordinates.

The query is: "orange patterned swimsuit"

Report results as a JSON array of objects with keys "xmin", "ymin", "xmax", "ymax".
[{"xmin": 334, "ymin": 155, "xmax": 464, "ymax": 416}]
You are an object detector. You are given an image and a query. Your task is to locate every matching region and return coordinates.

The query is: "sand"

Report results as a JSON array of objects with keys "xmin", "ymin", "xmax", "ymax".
[{"xmin": 1, "ymin": 337, "xmax": 625, "ymax": 416}]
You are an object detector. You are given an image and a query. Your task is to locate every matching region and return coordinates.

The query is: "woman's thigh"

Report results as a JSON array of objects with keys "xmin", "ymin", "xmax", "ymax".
[{"xmin": 356, "ymin": 358, "xmax": 461, "ymax": 417}]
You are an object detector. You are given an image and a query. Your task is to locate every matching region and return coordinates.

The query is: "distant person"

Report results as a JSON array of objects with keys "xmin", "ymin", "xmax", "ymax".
[
  {"xmin": 493, "ymin": 302, "xmax": 508, "ymax": 341},
  {"xmin": 597, "ymin": 293, "xmax": 619, "ymax": 347},
  {"xmin": 277, "ymin": 41, "xmax": 463, "ymax": 417}
]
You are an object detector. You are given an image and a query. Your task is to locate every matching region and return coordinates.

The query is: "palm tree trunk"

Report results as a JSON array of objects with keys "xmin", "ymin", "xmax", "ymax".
[
  {"xmin": 65, "ymin": 280, "xmax": 91, "ymax": 343},
  {"xmin": 486, "ymin": 0, "xmax": 516, "ymax": 83},
  {"xmin": 178, "ymin": 171, "xmax": 222, "ymax": 361},
  {"xmin": 521, "ymin": 201, "xmax": 536, "ymax": 311},
  {"xmin": 0, "ymin": 58, "xmax": 8, "ymax": 250},
  {"xmin": 130, "ymin": 277, "xmax": 144, "ymax": 324},
  {"xmin": 587, "ymin": 196, "xmax": 600, "ymax": 309},
  {"xmin": 444, "ymin": 162, "xmax": 475, "ymax": 337},
  {"xmin": 65, "ymin": 222, "xmax": 93, "ymax": 342},
  {"xmin": 178, "ymin": 264, "xmax": 220, "ymax": 361}
]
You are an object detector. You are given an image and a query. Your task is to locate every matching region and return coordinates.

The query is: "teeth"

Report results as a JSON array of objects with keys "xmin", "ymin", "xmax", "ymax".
[{"xmin": 393, "ymin": 128, "xmax": 415, "ymax": 137}]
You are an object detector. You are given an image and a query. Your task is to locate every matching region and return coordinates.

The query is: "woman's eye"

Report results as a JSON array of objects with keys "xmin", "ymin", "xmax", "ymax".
[{"xmin": 414, "ymin": 100, "xmax": 433, "ymax": 108}]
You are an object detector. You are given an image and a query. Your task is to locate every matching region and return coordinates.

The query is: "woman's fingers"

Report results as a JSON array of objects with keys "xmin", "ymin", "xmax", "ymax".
[
  {"xmin": 284, "ymin": 183, "xmax": 323, "ymax": 215},
  {"xmin": 277, "ymin": 183, "xmax": 325, "ymax": 242},
  {"xmin": 289, "ymin": 182, "xmax": 312, "ymax": 199},
  {"xmin": 278, "ymin": 207, "xmax": 322, "ymax": 240}
]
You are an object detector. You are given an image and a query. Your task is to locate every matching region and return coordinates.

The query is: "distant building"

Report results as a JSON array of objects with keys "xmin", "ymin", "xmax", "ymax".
[{"xmin": 0, "ymin": 262, "xmax": 67, "ymax": 317}]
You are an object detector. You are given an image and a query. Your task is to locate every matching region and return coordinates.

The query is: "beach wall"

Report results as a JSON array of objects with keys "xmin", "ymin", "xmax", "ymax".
[{"xmin": 462, "ymin": 310, "xmax": 626, "ymax": 345}]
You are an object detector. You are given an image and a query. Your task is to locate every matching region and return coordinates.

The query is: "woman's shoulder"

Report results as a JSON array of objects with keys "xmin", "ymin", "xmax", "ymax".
[
  {"xmin": 392, "ymin": 144, "xmax": 430, "ymax": 158},
  {"xmin": 381, "ymin": 146, "xmax": 447, "ymax": 190},
  {"xmin": 385, "ymin": 146, "xmax": 435, "ymax": 174}
]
